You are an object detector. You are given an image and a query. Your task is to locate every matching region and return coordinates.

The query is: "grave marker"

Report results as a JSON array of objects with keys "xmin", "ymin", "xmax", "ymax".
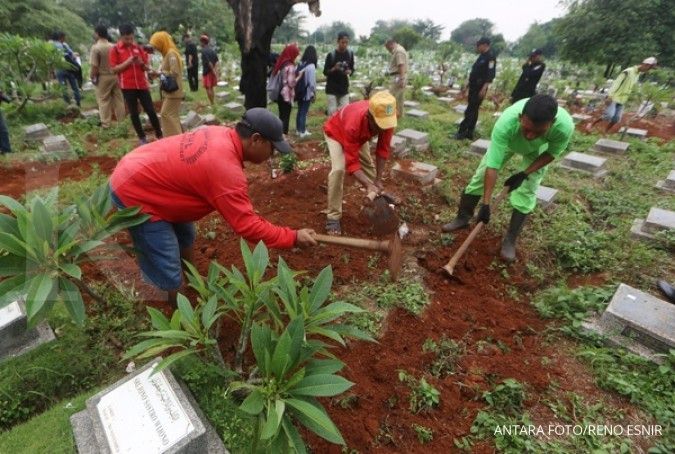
[
  {"xmin": 82, "ymin": 109, "xmax": 100, "ymax": 120},
  {"xmin": 203, "ymin": 114, "xmax": 219, "ymax": 126},
  {"xmin": 71, "ymin": 358, "xmax": 227, "ymax": 454},
  {"xmin": 0, "ymin": 299, "xmax": 55, "ymax": 360},
  {"xmin": 215, "ymin": 91, "xmax": 229, "ymax": 101},
  {"xmin": 403, "ymin": 101, "xmax": 420, "ymax": 108},
  {"xmin": 390, "ymin": 136, "xmax": 408, "ymax": 158},
  {"xmin": 436, "ymin": 96, "xmax": 454, "ymax": 104},
  {"xmin": 619, "ymin": 127, "xmax": 648, "ymax": 139},
  {"xmin": 224, "ymin": 102, "xmax": 244, "ymax": 112},
  {"xmin": 24, "ymin": 123, "xmax": 50, "ymax": 142},
  {"xmin": 571, "ymin": 113, "xmax": 592, "ymax": 123},
  {"xmin": 582, "ymin": 284, "xmax": 674, "ymax": 362},
  {"xmin": 391, "ymin": 161, "xmax": 438, "ymax": 185},
  {"xmin": 655, "ymin": 170, "xmax": 675, "ymax": 194},
  {"xmin": 593, "ymin": 138, "xmax": 629, "ymax": 154},
  {"xmin": 631, "ymin": 207, "xmax": 675, "ymax": 243},
  {"xmin": 536, "ymin": 185, "xmax": 558, "ymax": 208},
  {"xmin": 395, "ymin": 129, "xmax": 429, "ymax": 152},
  {"xmin": 559, "ymin": 151, "xmax": 608, "ymax": 178},
  {"xmin": 182, "ymin": 111, "xmax": 204, "ymax": 130},
  {"xmin": 468, "ymin": 139, "xmax": 490, "ymax": 157},
  {"xmin": 454, "ymin": 104, "xmax": 467, "ymax": 114},
  {"xmin": 216, "ymin": 81, "xmax": 228, "ymax": 87},
  {"xmin": 406, "ymin": 109, "xmax": 429, "ymax": 119},
  {"xmin": 41, "ymin": 135, "xmax": 72, "ymax": 156}
]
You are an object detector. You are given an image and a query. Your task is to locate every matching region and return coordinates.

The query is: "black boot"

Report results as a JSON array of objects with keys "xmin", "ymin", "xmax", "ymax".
[
  {"xmin": 442, "ymin": 193, "xmax": 480, "ymax": 232},
  {"xmin": 657, "ymin": 280, "xmax": 675, "ymax": 304},
  {"xmin": 500, "ymin": 210, "xmax": 528, "ymax": 262}
]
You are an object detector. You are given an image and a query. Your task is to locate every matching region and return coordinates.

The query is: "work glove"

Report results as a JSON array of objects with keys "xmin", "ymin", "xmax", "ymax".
[
  {"xmin": 504, "ymin": 171, "xmax": 528, "ymax": 192},
  {"xmin": 477, "ymin": 203, "xmax": 491, "ymax": 224}
]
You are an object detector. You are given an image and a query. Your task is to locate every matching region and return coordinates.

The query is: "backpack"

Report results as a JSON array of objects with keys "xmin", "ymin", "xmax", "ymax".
[
  {"xmin": 267, "ymin": 68, "xmax": 283, "ymax": 102},
  {"xmin": 294, "ymin": 62, "xmax": 309, "ymax": 102}
]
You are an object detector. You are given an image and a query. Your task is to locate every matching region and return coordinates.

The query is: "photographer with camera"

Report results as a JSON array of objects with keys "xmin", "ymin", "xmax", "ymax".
[
  {"xmin": 0, "ymin": 90, "xmax": 12, "ymax": 155},
  {"xmin": 323, "ymin": 31, "xmax": 354, "ymax": 115}
]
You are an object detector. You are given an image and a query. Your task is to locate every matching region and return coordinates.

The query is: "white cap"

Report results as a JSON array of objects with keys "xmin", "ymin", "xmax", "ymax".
[{"xmin": 642, "ymin": 57, "xmax": 657, "ymax": 66}]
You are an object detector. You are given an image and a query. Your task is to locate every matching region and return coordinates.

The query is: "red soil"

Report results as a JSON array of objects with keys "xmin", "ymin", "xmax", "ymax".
[{"xmin": 570, "ymin": 106, "xmax": 675, "ymax": 141}]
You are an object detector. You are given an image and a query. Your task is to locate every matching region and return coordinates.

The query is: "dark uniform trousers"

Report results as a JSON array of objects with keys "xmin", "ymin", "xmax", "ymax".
[
  {"xmin": 187, "ymin": 66, "xmax": 199, "ymax": 92},
  {"xmin": 458, "ymin": 85, "xmax": 484, "ymax": 136}
]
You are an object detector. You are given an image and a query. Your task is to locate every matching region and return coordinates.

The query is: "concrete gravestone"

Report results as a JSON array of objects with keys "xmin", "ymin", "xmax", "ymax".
[
  {"xmin": 403, "ymin": 100, "xmax": 420, "ymax": 108},
  {"xmin": 535, "ymin": 185, "xmax": 558, "ymax": 208},
  {"xmin": 559, "ymin": 151, "xmax": 608, "ymax": 178},
  {"xmin": 395, "ymin": 129, "xmax": 429, "ymax": 152},
  {"xmin": 215, "ymin": 91, "xmax": 229, "ymax": 101},
  {"xmin": 436, "ymin": 97, "xmax": 454, "ymax": 104},
  {"xmin": 454, "ymin": 104, "xmax": 467, "ymax": 114},
  {"xmin": 82, "ymin": 109, "xmax": 100, "ymax": 120},
  {"xmin": 181, "ymin": 111, "xmax": 204, "ymax": 130},
  {"xmin": 71, "ymin": 359, "xmax": 226, "ymax": 454},
  {"xmin": 655, "ymin": 170, "xmax": 675, "ymax": 194},
  {"xmin": 620, "ymin": 127, "xmax": 648, "ymax": 139},
  {"xmin": 390, "ymin": 136, "xmax": 408, "ymax": 158},
  {"xmin": 582, "ymin": 284, "xmax": 674, "ymax": 362},
  {"xmin": 224, "ymin": 102, "xmax": 244, "ymax": 112},
  {"xmin": 571, "ymin": 113, "xmax": 591, "ymax": 123},
  {"xmin": 406, "ymin": 109, "xmax": 429, "ymax": 119},
  {"xmin": 42, "ymin": 135, "xmax": 71, "ymax": 153},
  {"xmin": 468, "ymin": 139, "xmax": 490, "ymax": 157},
  {"xmin": 0, "ymin": 299, "xmax": 55, "ymax": 361},
  {"xmin": 593, "ymin": 138, "xmax": 629, "ymax": 154},
  {"xmin": 391, "ymin": 161, "xmax": 438, "ymax": 185},
  {"xmin": 24, "ymin": 123, "xmax": 51, "ymax": 142},
  {"xmin": 631, "ymin": 207, "xmax": 675, "ymax": 243}
]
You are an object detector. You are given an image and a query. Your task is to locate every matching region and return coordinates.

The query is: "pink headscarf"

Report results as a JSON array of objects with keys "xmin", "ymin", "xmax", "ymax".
[{"xmin": 273, "ymin": 43, "xmax": 300, "ymax": 75}]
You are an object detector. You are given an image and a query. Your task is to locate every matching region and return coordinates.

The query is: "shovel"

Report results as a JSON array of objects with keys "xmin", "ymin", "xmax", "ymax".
[
  {"xmin": 442, "ymin": 187, "xmax": 509, "ymax": 277},
  {"xmin": 313, "ymin": 232, "xmax": 404, "ymax": 281},
  {"xmin": 360, "ymin": 191, "xmax": 400, "ymax": 235}
]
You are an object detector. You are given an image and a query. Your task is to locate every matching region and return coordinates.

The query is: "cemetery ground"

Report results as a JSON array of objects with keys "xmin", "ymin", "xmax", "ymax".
[{"xmin": 0, "ymin": 78, "xmax": 674, "ymax": 454}]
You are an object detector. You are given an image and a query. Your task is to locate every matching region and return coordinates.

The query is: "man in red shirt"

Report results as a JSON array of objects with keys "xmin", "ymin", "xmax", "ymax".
[
  {"xmin": 323, "ymin": 91, "xmax": 397, "ymax": 235},
  {"xmin": 109, "ymin": 23, "xmax": 162, "ymax": 144},
  {"xmin": 110, "ymin": 108, "xmax": 317, "ymax": 305}
]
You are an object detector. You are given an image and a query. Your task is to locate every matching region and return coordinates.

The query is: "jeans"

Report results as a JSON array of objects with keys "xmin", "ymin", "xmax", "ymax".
[
  {"xmin": 122, "ymin": 89, "xmax": 162, "ymax": 140},
  {"xmin": 0, "ymin": 110, "xmax": 11, "ymax": 153},
  {"xmin": 296, "ymin": 100, "xmax": 311, "ymax": 133},
  {"xmin": 277, "ymin": 99, "xmax": 292, "ymax": 134},
  {"xmin": 603, "ymin": 102, "xmax": 624, "ymax": 124},
  {"xmin": 56, "ymin": 70, "xmax": 81, "ymax": 106}
]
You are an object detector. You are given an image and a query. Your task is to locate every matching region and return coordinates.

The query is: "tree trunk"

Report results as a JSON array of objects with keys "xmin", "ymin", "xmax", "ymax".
[{"xmin": 227, "ymin": 0, "xmax": 321, "ymax": 108}]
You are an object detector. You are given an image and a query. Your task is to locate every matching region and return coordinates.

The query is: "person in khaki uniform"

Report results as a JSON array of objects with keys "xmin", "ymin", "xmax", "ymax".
[
  {"xmin": 89, "ymin": 25, "xmax": 125, "ymax": 128},
  {"xmin": 149, "ymin": 32, "xmax": 184, "ymax": 137},
  {"xmin": 385, "ymin": 38, "xmax": 408, "ymax": 118},
  {"xmin": 322, "ymin": 91, "xmax": 397, "ymax": 235}
]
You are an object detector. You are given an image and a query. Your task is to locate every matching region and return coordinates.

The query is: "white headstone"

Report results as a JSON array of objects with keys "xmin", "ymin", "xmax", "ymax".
[
  {"xmin": 407, "ymin": 109, "xmax": 429, "ymax": 119},
  {"xmin": 0, "ymin": 301, "xmax": 22, "ymax": 329},
  {"xmin": 24, "ymin": 123, "xmax": 50, "ymax": 141},
  {"xmin": 655, "ymin": 170, "xmax": 675, "ymax": 193},
  {"xmin": 468, "ymin": 139, "xmax": 490, "ymax": 156},
  {"xmin": 560, "ymin": 152, "xmax": 607, "ymax": 178},
  {"xmin": 42, "ymin": 135, "xmax": 71, "ymax": 153},
  {"xmin": 454, "ymin": 104, "xmax": 467, "ymax": 114},
  {"xmin": 391, "ymin": 161, "xmax": 438, "ymax": 185},
  {"xmin": 593, "ymin": 138, "xmax": 629, "ymax": 154},
  {"xmin": 536, "ymin": 185, "xmax": 558, "ymax": 208},
  {"xmin": 225, "ymin": 102, "xmax": 244, "ymax": 112}
]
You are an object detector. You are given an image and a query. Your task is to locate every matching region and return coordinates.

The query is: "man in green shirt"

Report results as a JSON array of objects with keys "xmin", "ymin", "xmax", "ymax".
[
  {"xmin": 442, "ymin": 95, "xmax": 574, "ymax": 262},
  {"xmin": 587, "ymin": 57, "xmax": 657, "ymax": 133}
]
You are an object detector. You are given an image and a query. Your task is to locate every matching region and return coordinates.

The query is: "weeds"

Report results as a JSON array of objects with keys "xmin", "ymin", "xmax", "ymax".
[
  {"xmin": 412, "ymin": 424, "xmax": 433, "ymax": 444},
  {"xmin": 423, "ymin": 336, "xmax": 465, "ymax": 378},
  {"xmin": 398, "ymin": 371, "xmax": 440, "ymax": 413}
]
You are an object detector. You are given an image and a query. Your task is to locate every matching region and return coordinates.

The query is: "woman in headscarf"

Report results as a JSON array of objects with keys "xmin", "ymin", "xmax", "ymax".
[
  {"xmin": 149, "ymin": 31, "xmax": 184, "ymax": 136},
  {"xmin": 271, "ymin": 43, "xmax": 300, "ymax": 135}
]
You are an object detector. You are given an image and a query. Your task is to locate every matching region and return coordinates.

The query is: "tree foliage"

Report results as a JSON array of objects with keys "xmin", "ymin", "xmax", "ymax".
[
  {"xmin": 512, "ymin": 19, "xmax": 560, "ymax": 58},
  {"xmin": 450, "ymin": 18, "xmax": 506, "ymax": 54},
  {"xmin": 273, "ymin": 7, "xmax": 308, "ymax": 43},
  {"xmin": 392, "ymin": 27, "xmax": 422, "ymax": 51},
  {"xmin": 411, "ymin": 19, "xmax": 444, "ymax": 42},
  {"xmin": 307, "ymin": 21, "xmax": 355, "ymax": 44},
  {"xmin": 0, "ymin": 0, "xmax": 92, "ymax": 49},
  {"xmin": 555, "ymin": 0, "xmax": 674, "ymax": 68}
]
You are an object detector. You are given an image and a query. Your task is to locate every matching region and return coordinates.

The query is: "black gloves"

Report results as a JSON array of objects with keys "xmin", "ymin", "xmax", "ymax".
[
  {"xmin": 477, "ymin": 204, "xmax": 491, "ymax": 224},
  {"xmin": 504, "ymin": 171, "xmax": 528, "ymax": 192}
]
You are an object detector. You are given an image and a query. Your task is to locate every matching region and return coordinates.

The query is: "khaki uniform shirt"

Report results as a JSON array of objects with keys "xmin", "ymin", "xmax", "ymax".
[
  {"xmin": 388, "ymin": 44, "xmax": 408, "ymax": 77},
  {"xmin": 89, "ymin": 40, "xmax": 114, "ymax": 76}
]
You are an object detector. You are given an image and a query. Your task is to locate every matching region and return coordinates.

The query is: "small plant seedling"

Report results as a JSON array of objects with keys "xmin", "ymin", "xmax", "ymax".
[
  {"xmin": 423, "ymin": 336, "xmax": 465, "ymax": 378},
  {"xmin": 483, "ymin": 379, "xmax": 525, "ymax": 415},
  {"xmin": 398, "ymin": 370, "xmax": 441, "ymax": 413},
  {"xmin": 334, "ymin": 394, "xmax": 359, "ymax": 409},
  {"xmin": 413, "ymin": 424, "xmax": 433, "ymax": 444}
]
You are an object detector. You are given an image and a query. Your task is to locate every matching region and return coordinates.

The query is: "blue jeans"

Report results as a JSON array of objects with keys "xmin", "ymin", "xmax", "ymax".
[
  {"xmin": 110, "ymin": 188, "xmax": 195, "ymax": 291},
  {"xmin": 56, "ymin": 70, "xmax": 81, "ymax": 106},
  {"xmin": 602, "ymin": 102, "xmax": 623, "ymax": 124},
  {"xmin": 0, "ymin": 110, "xmax": 10, "ymax": 153},
  {"xmin": 296, "ymin": 100, "xmax": 311, "ymax": 133}
]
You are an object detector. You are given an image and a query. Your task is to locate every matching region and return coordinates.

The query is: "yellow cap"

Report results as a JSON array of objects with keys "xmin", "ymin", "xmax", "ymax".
[{"xmin": 368, "ymin": 90, "xmax": 397, "ymax": 130}]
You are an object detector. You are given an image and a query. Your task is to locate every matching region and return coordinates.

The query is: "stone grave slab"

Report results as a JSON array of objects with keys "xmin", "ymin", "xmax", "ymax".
[
  {"xmin": 446, "ymin": 88, "xmax": 461, "ymax": 96},
  {"xmin": 454, "ymin": 104, "xmax": 467, "ymax": 114},
  {"xmin": 406, "ymin": 109, "xmax": 429, "ymax": 119},
  {"xmin": 391, "ymin": 161, "xmax": 438, "ymax": 185},
  {"xmin": 182, "ymin": 111, "xmax": 204, "ymax": 130},
  {"xmin": 390, "ymin": 136, "xmax": 408, "ymax": 158},
  {"xmin": 24, "ymin": 123, "xmax": 50, "ymax": 142},
  {"xmin": 71, "ymin": 358, "xmax": 227, "ymax": 454},
  {"xmin": 236, "ymin": 95, "xmax": 245, "ymax": 102},
  {"xmin": 593, "ymin": 138, "xmax": 629, "ymax": 154},
  {"xmin": 41, "ymin": 135, "xmax": 72, "ymax": 158},
  {"xmin": 536, "ymin": 185, "xmax": 558, "ymax": 208},
  {"xmin": 468, "ymin": 139, "xmax": 490, "ymax": 157},
  {"xmin": 82, "ymin": 81, "xmax": 95, "ymax": 92},
  {"xmin": 582, "ymin": 284, "xmax": 674, "ymax": 362},
  {"xmin": 395, "ymin": 129, "xmax": 429, "ymax": 152},
  {"xmin": 655, "ymin": 170, "xmax": 675, "ymax": 194},
  {"xmin": 620, "ymin": 127, "xmax": 648, "ymax": 139},
  {"xmin": 631, "ymin": 207, "xmax": 675, "ymax": 242},
  {"xmin": 436, "ymin": 96, "xmax": 454, "ymax": 104},
  {"xmin": 559, "ymin": 152, "xmax": 608, "ymax": 178},
  {"xmin": 572, "ymin": 113, "xmax": 591, "ymax": 123},
  {"xmin": 215, "ymin": 91, "xmax": 229, "ymax": 101},
  {"xmin": 1, "ymin": 299, "xmax": 55, "ymax": 361},
  {"xmin": 224, "ymin": 102, "xmax": 244, "ymax": 112},
  {"xmin": 203, "ymin": 114, "xmax": 219, "ymax": 125},
  {"xmin": 82, "ymin": 109, "xmax": 100, "ymax": 119},
  {"xmin": 216, "ymin": 81, "xmax": 228, "ymax": 87},
  {"xmin": 403, "ymin": 100, "xmax": 420, "ymax": 108}
]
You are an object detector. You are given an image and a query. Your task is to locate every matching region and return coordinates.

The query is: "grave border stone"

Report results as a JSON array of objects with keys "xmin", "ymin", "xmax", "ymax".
[
  {"xmin": 0, "ymin": 298, "xmax": 55, "ymax": 361},
  {"xmin": 654, "ymin": 170, "xmax": 675, "ymax": 194},
  {"xmin": 559, "ymin": 151, "xmax": 608, "ymax": 179},
  {"xmin": 593, "ymin": 138, "xmax": 630, "ymax": 155}
]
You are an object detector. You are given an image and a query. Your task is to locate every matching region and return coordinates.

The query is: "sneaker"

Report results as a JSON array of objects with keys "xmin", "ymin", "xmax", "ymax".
[
  {"xmin": 298, "ymin": 131, "xmax": 311, "ymax": 138},
  {"xmin": 139, "ymin": 138, "xmax": 148, "ymax": 145}
]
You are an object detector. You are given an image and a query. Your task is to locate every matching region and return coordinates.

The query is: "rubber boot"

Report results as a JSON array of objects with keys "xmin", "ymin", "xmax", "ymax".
[
  {"xmin": 442, "ymin": 193, "xmax": 480, "ymax": 232},
  {"xmin": 500, "ymin": 210, "xmax": 528, "ymax": 263}
]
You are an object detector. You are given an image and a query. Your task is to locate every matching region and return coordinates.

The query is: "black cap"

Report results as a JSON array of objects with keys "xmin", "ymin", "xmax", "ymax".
[
  {"xmin": 241, "ymin": 108, "xmax": 292, "ymax": 154},
  {"xmin": 531, "ymin": 48, "xmax": 543, "ymax": 56},
  {"xmin": 476, "ymin": 37, "xmax": 491, "ymax": 46}
]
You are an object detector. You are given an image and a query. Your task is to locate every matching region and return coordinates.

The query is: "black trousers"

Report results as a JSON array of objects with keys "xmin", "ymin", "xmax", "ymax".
[
  {"xmin": 458, "ymin": 86, "xmax": 484, "ymax": 136},
  {"xmin": 187, "ymin": 66, "xmax": 199, "ymax": 92},
  {"xmin": 122, "ymin": 89, "xmax": 162, "ymax": 140},
  {"xmin": 277, "ymin": 99, "xmax": 292, "ymax": 134}
]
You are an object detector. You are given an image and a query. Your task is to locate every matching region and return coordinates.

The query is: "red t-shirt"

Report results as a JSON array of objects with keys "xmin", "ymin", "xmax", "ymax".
[
  {"xmin": 323, "ymin": 100, "xmax": 393, "ymax": 174},
  {"xmin": 110, "ymin": 127, "xmax": 297, "ymax": 249},
  {"xmin": 109, "ymin": 41, "xmax": 150, "ymax": 90}
]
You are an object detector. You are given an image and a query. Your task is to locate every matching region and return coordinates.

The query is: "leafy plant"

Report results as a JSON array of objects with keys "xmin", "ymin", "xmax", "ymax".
[
  {"xmin": 423, "ymin": 336, "xmax": 465, "ymax": 378},
  {"xmin": 482, "ymin": 379, "xmax": 525, "ymax": 415},
  {"xmin": 398, "ymin": 371, "xmax": 440, "ymax": 413},
  {"xmin": 413, "ymin": 424, "xmax": 433, "ymax": 444},
  {"xmin": 230, "ymin": 319, "xmax": 354, "ymax": 452},
  {"xmin": 0, "ymin": 184, "xmax": 148, "ymax": 326},
  {"xmin": 280, "ymin": 153, "xmax": 297, "ymax": 173}
]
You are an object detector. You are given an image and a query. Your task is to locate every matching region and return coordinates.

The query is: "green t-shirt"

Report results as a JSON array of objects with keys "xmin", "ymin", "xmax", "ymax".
[
  {"xmin": 485, "ymin": 98, "xmax": 574, "ymax": 169},
  {"xmin": 608, "ymin": 66, "xmax": 639, "ymax": 104}
]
